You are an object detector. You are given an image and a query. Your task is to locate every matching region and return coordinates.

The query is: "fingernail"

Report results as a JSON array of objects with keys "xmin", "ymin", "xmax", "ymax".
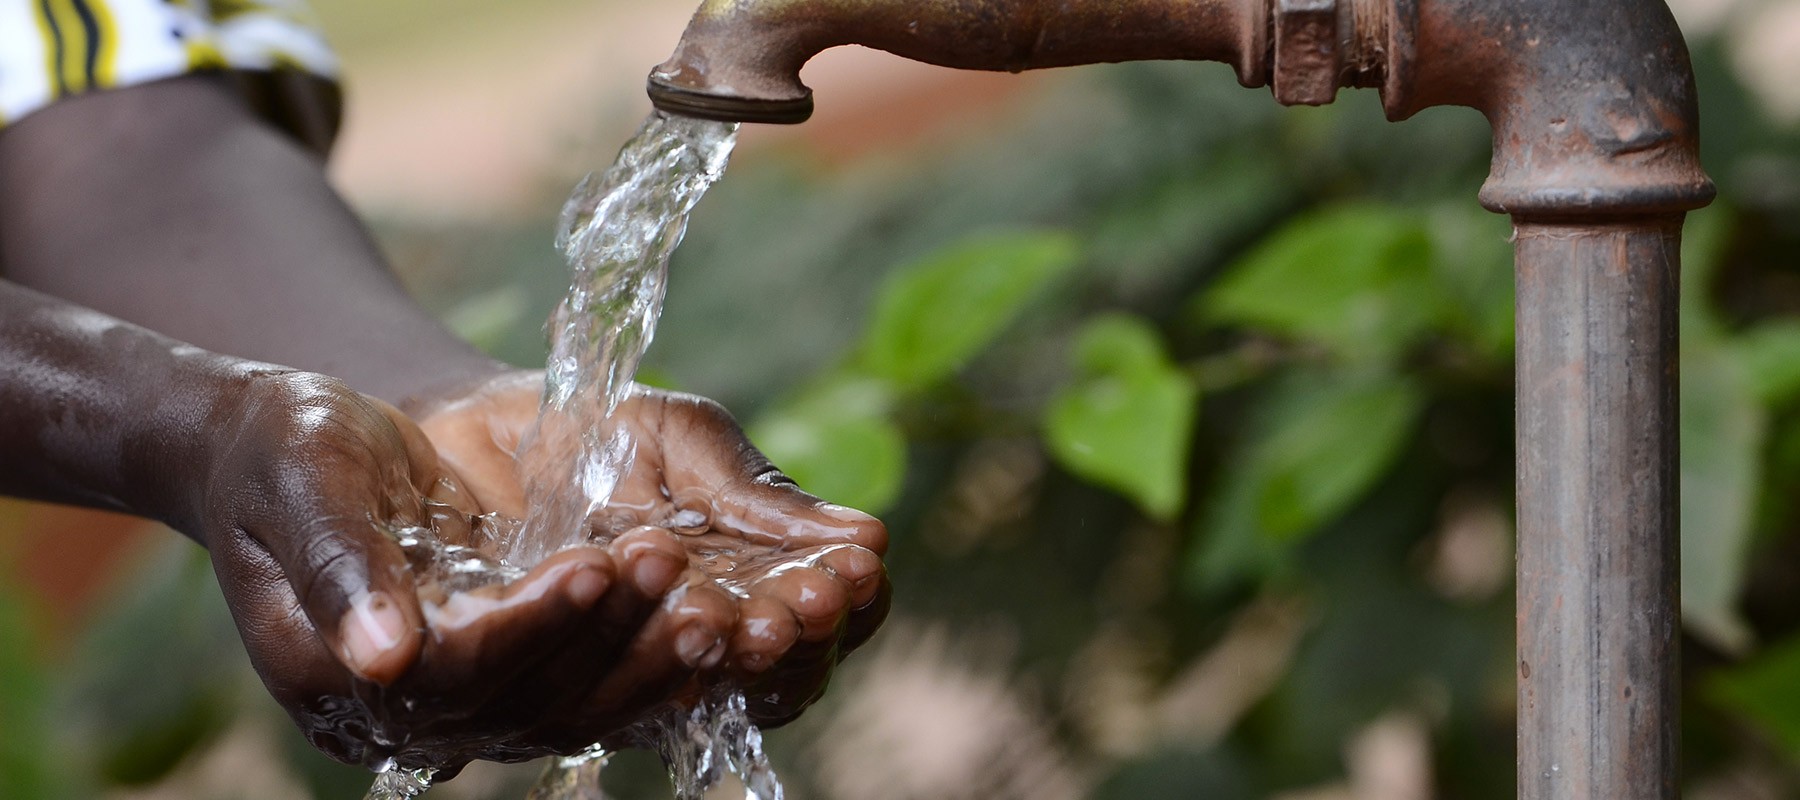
[
  {"xmin": 675, "ymin": 625, "xmax": 723, "ymax": 668},
  {"xmin": 340, "ymin": 592, "xmax": 410, "ymax": 682},
  {"xmin": 816, "ymin": 504, "xmax": 877, "ymax": 524},
  {"xmin": 633, "ymin": 551, "xmax": 685, "ymax": 595},
  {"xmin": 827, "ymin": 547, "xmax": 882, "ymax": 585},
  {"xmin": 566, "ymin": 565, "xmax": 609, "ymax": 608}
]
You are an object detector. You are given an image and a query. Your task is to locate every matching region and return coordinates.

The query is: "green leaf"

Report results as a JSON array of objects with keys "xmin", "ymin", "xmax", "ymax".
[
  {"xmin": 1710, "ymin": 634, "xmax": 1800, "ymax": 756},
  {"xmin": 1251, "ymin": 373, "xmax": 1424, "ymax": 542},
  {"xmin": 1197, "ymin": 204, "xmax": 1443, "ymax": 362},
  {"xmin": 858, "ymin": 231, "xmax": 1081, "ymax": 389},
  {"xmin": 1189, "ymin": 369, "xmax": 1424, "ymax": 591},
  {"xmin": 1045, "ymin": 315, "xmax": 1199, "ymax": 521},
  {"xmin": 1736, "ymin": 321, "xmax": 1800, "ymax": 407},
  {"xmin": 749, "ymin": 376, "xmax": 907, "ymax": 515},
  {"xmin": 1681, "ymin": 338, "xmax": 1764, "ymax": 653}
]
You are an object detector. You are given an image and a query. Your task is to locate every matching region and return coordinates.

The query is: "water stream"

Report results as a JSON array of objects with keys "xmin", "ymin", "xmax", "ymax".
[{"xmin": 364, "ymin": 111, "xmax": 784, "ymax": 800}]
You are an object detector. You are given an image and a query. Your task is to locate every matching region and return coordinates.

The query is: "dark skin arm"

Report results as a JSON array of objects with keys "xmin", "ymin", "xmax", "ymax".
[
  {"xmin": 0, "ymin": 74, "xmax": 888, "ymax": 766},
  {"xmin": 0, "ymin": 72, "xmax": 499, "ymax": 408},
  {"xmin": 0, "ymin": 280, "xmax": 730, "ymax": 768}
]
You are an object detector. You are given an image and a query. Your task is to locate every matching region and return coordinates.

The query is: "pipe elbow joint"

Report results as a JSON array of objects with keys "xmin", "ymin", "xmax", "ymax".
[{"xmin": 1384, "ymin": 0, "xmax": 1714, "ymax": 217}]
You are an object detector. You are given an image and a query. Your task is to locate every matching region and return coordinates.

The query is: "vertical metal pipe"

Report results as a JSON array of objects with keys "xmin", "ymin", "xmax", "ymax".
[{"xmin": 1514, "ymin": 217, "xmax": 1682, "ymax": 800}]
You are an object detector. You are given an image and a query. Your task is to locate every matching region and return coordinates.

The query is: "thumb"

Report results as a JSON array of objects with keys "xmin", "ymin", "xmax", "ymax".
[
  {"xmin": 254, "ymin": 508, "xmax": 427, "ymax": 687},
  {"xmin": 656, "ymin": 391, "xmax": 888, "ymax": 555}
]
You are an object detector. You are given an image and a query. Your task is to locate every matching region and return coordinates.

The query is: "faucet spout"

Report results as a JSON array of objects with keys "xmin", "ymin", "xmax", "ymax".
[{"xmin": 647, "ymin": 0, "xmax": 1271, "ymax": 123}]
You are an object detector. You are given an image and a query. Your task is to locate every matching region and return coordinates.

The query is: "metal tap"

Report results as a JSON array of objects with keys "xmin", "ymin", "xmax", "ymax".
[{"xmin": 647, "ymin": 1, "xmax": 1716, "ymax": 797}]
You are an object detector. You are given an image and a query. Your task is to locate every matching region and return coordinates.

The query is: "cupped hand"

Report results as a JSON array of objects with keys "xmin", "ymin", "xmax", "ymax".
[
  {"xmin": 417, "ymin": 372, "xmax": 891, "ymax": 730},
  {"xmin": 197, "ymin": 370, "xmax": 725, "ymax": 771}
]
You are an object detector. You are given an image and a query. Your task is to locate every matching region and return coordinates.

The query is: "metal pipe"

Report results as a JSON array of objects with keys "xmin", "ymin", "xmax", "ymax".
[
  {"xmin": 646, "ymin": 0, "xmax": 1270, "ymax": 123},
  {"xmin": 1398, "ymin": 2, "xmax": 1708, "ymax": 796},
  {"xmin": 646, "ymin": 0, "xmax": 1716, "ymax": 796},
  {"xmin": 1514, "ymin": 218, "xmax": 1682, "ymax": 798}
]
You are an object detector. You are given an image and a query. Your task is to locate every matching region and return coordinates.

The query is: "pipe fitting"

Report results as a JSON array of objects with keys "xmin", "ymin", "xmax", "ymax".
[
  {"xmin": 1271, "ymin": 0, "xmax": 1395, "ymax": 106},
  {"xmin": 1382, "ymin": 0, "xmax": 1713, "ymax": 216},
  {"xmin": 1273, "ymin": 0, "xmax": 1340, "ymax": 105}
]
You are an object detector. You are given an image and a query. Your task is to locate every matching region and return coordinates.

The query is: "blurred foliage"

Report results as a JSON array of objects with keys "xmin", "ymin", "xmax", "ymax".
[
  {"xmin": 1046, "ymin": 314, "xmax": 1198, "ymax": 521},
  {"xmin": 13, "ymin": 13, "xmax": 1800, "ymax": 800},
  {"xmin": 0, "ymin": 579, "xmax": 52, "ymax": 799}
]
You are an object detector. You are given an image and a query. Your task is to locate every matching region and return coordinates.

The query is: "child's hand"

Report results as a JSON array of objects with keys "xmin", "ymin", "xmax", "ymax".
[
  {"xmin": 198, "ymin": 371, "xmax": 726, "ymax": 771},
  {"xmin": 418, "ymin": 372, "xmax": 891, "ymax": 729}
]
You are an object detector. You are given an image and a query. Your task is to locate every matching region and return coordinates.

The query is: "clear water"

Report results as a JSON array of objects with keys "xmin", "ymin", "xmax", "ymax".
[
  {"xmin": 366, "ymin": 112, "xmax": 785, "ymax": 800},
  {"xmin": 635, "ymin": 686, "xmax": 784, "ymax": 800},
  {"xmin": 511, "ymin": 110, "xmax": 738, "ymax": 566}
]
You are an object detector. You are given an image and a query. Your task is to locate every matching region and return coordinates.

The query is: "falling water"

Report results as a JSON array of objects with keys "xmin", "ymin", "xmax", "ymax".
[
  {"xmin": 511, "ymin": 110, "xmax": 738, "ymax": 565},
  {"xmin": 365, "ymin": 112, "xmax": 786, "ymax": 800}
]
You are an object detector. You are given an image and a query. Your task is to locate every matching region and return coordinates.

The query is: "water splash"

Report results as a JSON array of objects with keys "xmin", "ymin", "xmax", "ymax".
[
  {"xmin": 366, "ymin": 761, "xmax": 436, "ymax": 800},
  {"xmin": 523, "ymin": 685, "xmax": 783, "ymax": 800},
  {"xmin": 365, "ymin": 112, "xmax": 786, "ymax": 799},
  {"xmin": 526, "ymin": 746, "xmax": 612, "ymax": 800},
  {"xmin": 650, "ymin": 686, "xmax": 785, "ymax": 800}
]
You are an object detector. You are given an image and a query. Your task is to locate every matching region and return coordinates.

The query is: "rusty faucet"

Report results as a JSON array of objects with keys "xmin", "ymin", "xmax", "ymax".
[{"xmin": 648, "ymin": 1, "xmax": 1714, "ymax": 797}]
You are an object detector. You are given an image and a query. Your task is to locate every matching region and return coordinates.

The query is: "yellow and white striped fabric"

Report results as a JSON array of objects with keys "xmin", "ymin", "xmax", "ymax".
[{"xmin": 0, "ymin": 0, "xmax": 337, "ymax": 128}]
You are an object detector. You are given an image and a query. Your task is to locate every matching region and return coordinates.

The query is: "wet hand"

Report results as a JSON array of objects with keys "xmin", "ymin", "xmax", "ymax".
[
  {"xmin": 197, "ymin": 371, "xmax": 705, "ymax": 771},
  {"xmin": 417, "ymin": 372, "xmax": 891, "ymax": 729}
]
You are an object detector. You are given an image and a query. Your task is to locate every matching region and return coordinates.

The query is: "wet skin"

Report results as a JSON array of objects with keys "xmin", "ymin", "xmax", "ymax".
[
  {"xmin": 0, "ymin": 74, "xmax": 889, "ymax": 772},
  {"xmin": 417, "ymin": 374, "xmax": 890, "ymax": 734}
]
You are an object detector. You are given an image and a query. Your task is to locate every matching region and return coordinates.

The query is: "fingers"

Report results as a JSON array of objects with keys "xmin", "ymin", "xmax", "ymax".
[
  {"xmin": 757, "ymin": 563, "xmax": 852, "ymax": 641},
  {"xmin": 840, "ymin": 575, "xmax": 893, "ymax": 655},
  {"xmin": 740, "ymin": 638, "xmax": 838, "ymax": 729},
  {"xmin": 652, "ymin": 392, "xmax": 888, "ymax": 555},
  {"xmin": 817, "ymin": 545, "xmax": 885, "ymax": 608},
  {"xmin": 484, "ymin": 527, "xmax": 734, "ymax": 746},
  {"xmin": 729, "ymin": 596, "xmax": 800, "ymax": 674},
  {"xmin": 570, "ymin": 574, "xmax": 736, "ymax": 726},
  {"xmin": 819, "ymin": 546, "xmax": 891, "ymax": 654},
  {"xmin": 724, "ymin": 547, "xmax": 874, "ymax": 676},
  {"xmin": 369, "ymin": 396, "xmax": 465, "ymax": 510},
  {"xmin": 402, "ymin": 546, "xmax": 615, "ymax": 704},
  {"xmin": 611, "ymin": 526, "xmax": 689, "ymax": 597}
]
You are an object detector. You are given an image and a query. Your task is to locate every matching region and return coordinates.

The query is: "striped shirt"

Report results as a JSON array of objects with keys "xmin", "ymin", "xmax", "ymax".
[{"xmin": 0, "ymin": 0, "xmax": 337, "ymax": 128}]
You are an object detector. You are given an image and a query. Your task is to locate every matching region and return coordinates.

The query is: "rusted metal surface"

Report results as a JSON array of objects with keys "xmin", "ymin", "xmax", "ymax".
[
  {"xmin": 1272, "ymin": 0, "xmax": 1340, "ymax": 105},
  {"xmin": 1388, "ymin": 0, "xmax": 1714, "ymax": 217},
  {"xmin": 646, "ymin": 0, "xmax": 1270, "ymax": 123},
  {"xmin": 1514, "ymin": 219, "xmax": 1683, "ymax": 799},
  {"xmin": 645, "ymin": 1, "xmax": 1717, "ymax": 797}
]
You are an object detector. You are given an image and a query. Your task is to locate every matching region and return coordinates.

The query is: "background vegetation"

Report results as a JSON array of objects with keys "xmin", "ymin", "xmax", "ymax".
[{"xmin": 6, "ymin": 5, "xmax": 1800, "ymax": 798}]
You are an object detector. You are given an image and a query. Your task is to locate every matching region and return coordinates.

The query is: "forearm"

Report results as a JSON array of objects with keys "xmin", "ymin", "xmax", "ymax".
[
  {"xmin": 0, "ymin": 279, "xmax": 257, "ymax": 533},
  {"xmin": 0, "ymin": 74, "xmax": 507, "ymax": 410}
]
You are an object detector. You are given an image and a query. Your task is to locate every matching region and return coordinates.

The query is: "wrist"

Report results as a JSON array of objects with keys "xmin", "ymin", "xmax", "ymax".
[{"xmin": 131, "ymin": 353, "xmax": 298, "ymax": 537}]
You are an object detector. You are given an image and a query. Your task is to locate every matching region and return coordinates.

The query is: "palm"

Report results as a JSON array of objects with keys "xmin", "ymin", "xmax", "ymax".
[
  {"xmin": 203, "ymin": 373, "xmax": 684, "ymax": 770},
  {"xmin": 417, "ymin": 373, "xmax": 890, "ymax": 725}
]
